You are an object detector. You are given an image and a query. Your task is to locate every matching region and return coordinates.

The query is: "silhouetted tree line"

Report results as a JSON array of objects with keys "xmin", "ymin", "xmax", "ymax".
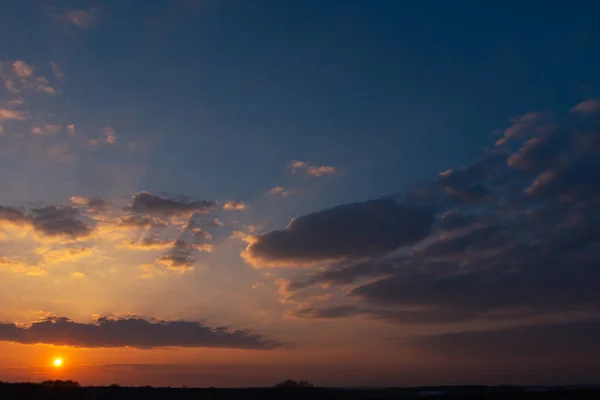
[
  {"xmin": 42, "ymin": 379, "xmax": 81, "ymax": 387},
  {"xmin": 275, "ymin": 379, "xmax": 314, "ymax": 388},
  {"xmin": 1, "ymin": 381, "xmax": 600, "ymax": 399}
]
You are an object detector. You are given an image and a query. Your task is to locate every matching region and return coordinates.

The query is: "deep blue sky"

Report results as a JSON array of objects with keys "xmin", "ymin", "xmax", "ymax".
[{"xmin": 3, "ymin": 0, "xmax": 598, "ymax": 210}]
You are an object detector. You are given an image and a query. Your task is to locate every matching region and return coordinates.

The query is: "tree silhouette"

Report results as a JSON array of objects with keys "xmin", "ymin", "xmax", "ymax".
[{"xmin": 275, "ymin": 379, "xmax": 314, "ymax": 388}]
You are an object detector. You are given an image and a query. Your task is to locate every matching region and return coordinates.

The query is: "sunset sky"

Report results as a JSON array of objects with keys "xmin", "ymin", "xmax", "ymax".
[{"xmin": 1, "ymin": 0, "xmax": 600, "ymax": 388}]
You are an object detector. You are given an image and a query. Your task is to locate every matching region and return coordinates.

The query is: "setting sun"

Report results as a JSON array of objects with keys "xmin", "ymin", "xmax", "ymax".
[{"xmin": 52, "ymin": 358, "xmax": 63, "ymax": 368}]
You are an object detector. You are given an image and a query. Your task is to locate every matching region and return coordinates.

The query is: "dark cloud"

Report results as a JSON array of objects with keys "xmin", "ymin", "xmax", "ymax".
[
  {"xmin": 405, "ymin": 318, "xmax": 600, "ymax": 364},
  {"xmin": 0, "ymin": 205, "xmax": 30, "ymax": 226},
  {"xmin": 156, "ymin": 240, "xmax": 212, "ymax": 271},
  {"xmin": 526, "ymin": 158, "xmax": 600, "ymax": 203},
  {"xmin": 444, "ymin": 184, "xmax": 490, "ymax": 202},
  {"xmin": 508, "ymin": 136, "xmax": 565, "ymax": 173},
  {"xmin": 29, "ymin": 205, "xmax": 92, "ymax": 239},
  {"xmin": 287, "ymin": 258, "xmax": 401, "ymax": 291},
  {"xmin": 417, "ymin": 225, "xmax": 505, "ymax": 258},
  {"xmin": 116, "ymin": 215, "xmax": 169, "ymax": 229},
  {"xmin": 157, "ymin": 251, "xmax": 195, "ymax": 271},
  {"xmin": 71, "ymin": 196, "xmax": 110, "ymax": 213},
  {"xmin": 438, "ymin": 212, "xmax": 472, "ymax": 231},
  {"xmin": 128, "ymin": 192, "xmax": 215, "ymax": 216},
  {"xmin": 292, "ymin": 306, "xmax": 361, "ymax": 319},
  {"xmin": 278, "ymin": 100, "xmax": 600, "ymax": 327},
  {"xmin": 0, "ymin": 316, "xmax": 281, "ymax": 349},
  {"xmin": 243, "ymin": 198, "xmax": 435, "ymax": 266}
]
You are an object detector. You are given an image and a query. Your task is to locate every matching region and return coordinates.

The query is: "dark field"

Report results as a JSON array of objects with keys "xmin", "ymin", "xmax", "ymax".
[{"xmin": 1, "ymin": 383, "xmax": 600, "ymax": 400}]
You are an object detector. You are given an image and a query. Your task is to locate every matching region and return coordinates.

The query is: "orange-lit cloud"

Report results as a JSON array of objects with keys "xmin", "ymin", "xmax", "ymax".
[
  {"xmin": 0, "ymin": 257, "xmax": 45, "ymax": 276},
  {"xmin": 37, "ymin": 246, "xmax": 94, "ymax": 264},
  {"xmin": 70, "ymin": 196, "xmax": 110, "ymax": 213},
  {"xmin": 287, "ymin": 160, "xmax": 338, "ymax": 177},
  {"xmin": 2, "ymin": 60, "xmax": 57, "ymax": 95},
  {"xmin": 118, "ymin": 238, "xmax": 176, "ymax": 251},
  {"xmin": 11, "ymin": 60, "xmax": 33, "ymax": 78},
  {"xmin": 306, "ymin": 165, "xmax": 336, "ymax": 176},
  {"xmin": 223, "ymin": 200, "xmax": 247, "ymax": 211},
  {"xmin": 268, "ymin": 186, "xmax": 291, "ymax": 197}
]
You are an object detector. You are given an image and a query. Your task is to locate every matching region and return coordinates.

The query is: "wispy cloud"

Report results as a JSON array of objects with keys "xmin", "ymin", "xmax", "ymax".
[
  {"xmin": 31, "ymin": 124, "xmax": 63, "ymax": 136},
  {"xmin": 57, "ymin": 7, "xmax": 97, "ymax": 28},
  {"xmin": 306, "ymin": 165, "xmax": 336, "ymax": 176},
  {"xmin": 0, "ymin": 108, "xmax": 28, "ymax": 122},
  {"xmin": 268, "ymin": 186, "xmax": 291, "ymax": 197},
  {"xmin": 571, "ymin": 98, "xmax": 600, "ymax": 114},
  {"xmin": 88, "ymin": 127, "xmax": 117, "ymax": 146},
  {"xmin": 50, "ymin": 62, "xmax": 65, "ymax": 79},
  {"xmin": 288, "ymin": 160, "xmax": 338, "ymax": 177}
]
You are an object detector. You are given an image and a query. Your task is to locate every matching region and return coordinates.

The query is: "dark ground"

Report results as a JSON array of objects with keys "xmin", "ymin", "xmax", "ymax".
[{"xmin": 2, "ymin": 383, "xmax": 600, "ymax": 400}]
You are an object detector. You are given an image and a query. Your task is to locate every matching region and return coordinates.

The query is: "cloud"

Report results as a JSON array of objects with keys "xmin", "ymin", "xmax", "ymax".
[
  {"xmin": 306, "ymin": 165, "xmax": 337, "ymax": 176},
  {"xmin": 276, "ymin": 99, "xmax": 600, "ymax": 327},
  {"xmin": 571, "ymin": 98, "xmax": 600, "ymax": 114},
  {"xmin": 0, "ymin": 206, "xmax": 30, "ymax": 228},
  {"xmin": 38, "ymin": 246, "xmax": 93, "ymax": 264},
  {"xmin": 118, "ymin": 237, "xmax": 175, "ymax": 251},
  {"xmin": 67, "ymin": 124, "xmax": 75, "ymax": 136},
  {"xmin": 292, "ymin": 306, "xmax": 361, "ymax": 319},
  {"xmin": 438, "ymin": 212, "xmax": 472, "ymax": 231},
  {"xmin": 288, "ymin": 160, "xmax": 306, "ymax": 172},
  {"xmin": 1, "ymin": 60, "xmax": 56, "ymax": 95},
  {"xmin": 46, "ymin": 142, "xmax": 77, "ymax": 163},
  {"xmin": 288, "ymin": 160, "xmax": 338, "ymax": 177},
  {"xmin": 70, "ymin": 196, "xmax": 110, "ymax": 214},
  {"xmin": 50, "ymin": 62, "xmax": 64, "ymax": 79},
  {"xmin": 0, "ymin": 315, "xmax": 282, "ymax": 349},
  {"xmin": 495, "ymin": 111, "xmax": 553, "ymax": 146},
  {"xmin": 242, "ymin": 198, "xmax": 435, "ymax": 267},
  {"xmin": 128, "ymin": 192, "xmax": 216, "ymax": 217},
  {"xmin": 111, "ymin": 215, "xmax": 169, "ymax": 230},
  {"xmin": 436, "ymin": 153, "xmax": 508, "ymax": 203},
  {"xmin": 0, "ymin": 257, "xmax": 45, "ymax": 276},
  {"xmin": 31, "ymin": 124, "xmax": 63, "ymax": 136},
  {"xmin": 29, "ymin": 205, "xmax": 92, "ymax": 240},
  {"xmin": 58, "ymin": 8, "xmax": 97, "ymax": 28},
  {"xmin": 12, "ymin": 60, "xmax": 33, "ymax": 78},
  {"xmin": 0, "ymin": 108, "xmax": 28, "ymax": 122},
  {"xmin": 155, "ymin": 240, "xmax": 212, "ymax": 273},
  {"xmin": 405, "ymin": 318, "xmax": 600, "ymax": 365},
  {"xmin": 268, "ymin": 186, "xmax": 290, "ymax": 197},
  {"xmin": 223, "ymin": 200, "xmax": 247, "ymax": 211},
  {"xmin": 88, "ymin": 127, "xmax": 117, "ymax": 146}
]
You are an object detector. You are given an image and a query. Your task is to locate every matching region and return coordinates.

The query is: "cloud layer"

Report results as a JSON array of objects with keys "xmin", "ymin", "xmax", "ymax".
[
  {"xmin": 250, "ymin": 100, "xmax": 600, "ymax": 335},
  {"xmin": 0, "ymin": 316, "xmax": 282, "ymax": 349},
  {"xmin": 242, "ymin": 198, "xmax": 435, "ymax": 267}
]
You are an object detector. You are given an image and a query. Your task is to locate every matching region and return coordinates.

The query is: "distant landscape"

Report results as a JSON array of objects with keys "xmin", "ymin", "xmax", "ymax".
[{"xmin": 1, "ymin": 381, "xmax": 600, "ymax": 399}]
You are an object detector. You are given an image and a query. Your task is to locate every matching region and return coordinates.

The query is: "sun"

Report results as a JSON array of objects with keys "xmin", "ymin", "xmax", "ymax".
[{"xmin": 52, "ymin": 357, "xmax": 64, "ymax": 368}]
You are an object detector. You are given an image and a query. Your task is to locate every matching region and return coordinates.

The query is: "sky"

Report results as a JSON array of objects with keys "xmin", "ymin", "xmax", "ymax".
[{"xmin": 1, "ymin": 0, "xmax": 600, "ymax": 388}]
